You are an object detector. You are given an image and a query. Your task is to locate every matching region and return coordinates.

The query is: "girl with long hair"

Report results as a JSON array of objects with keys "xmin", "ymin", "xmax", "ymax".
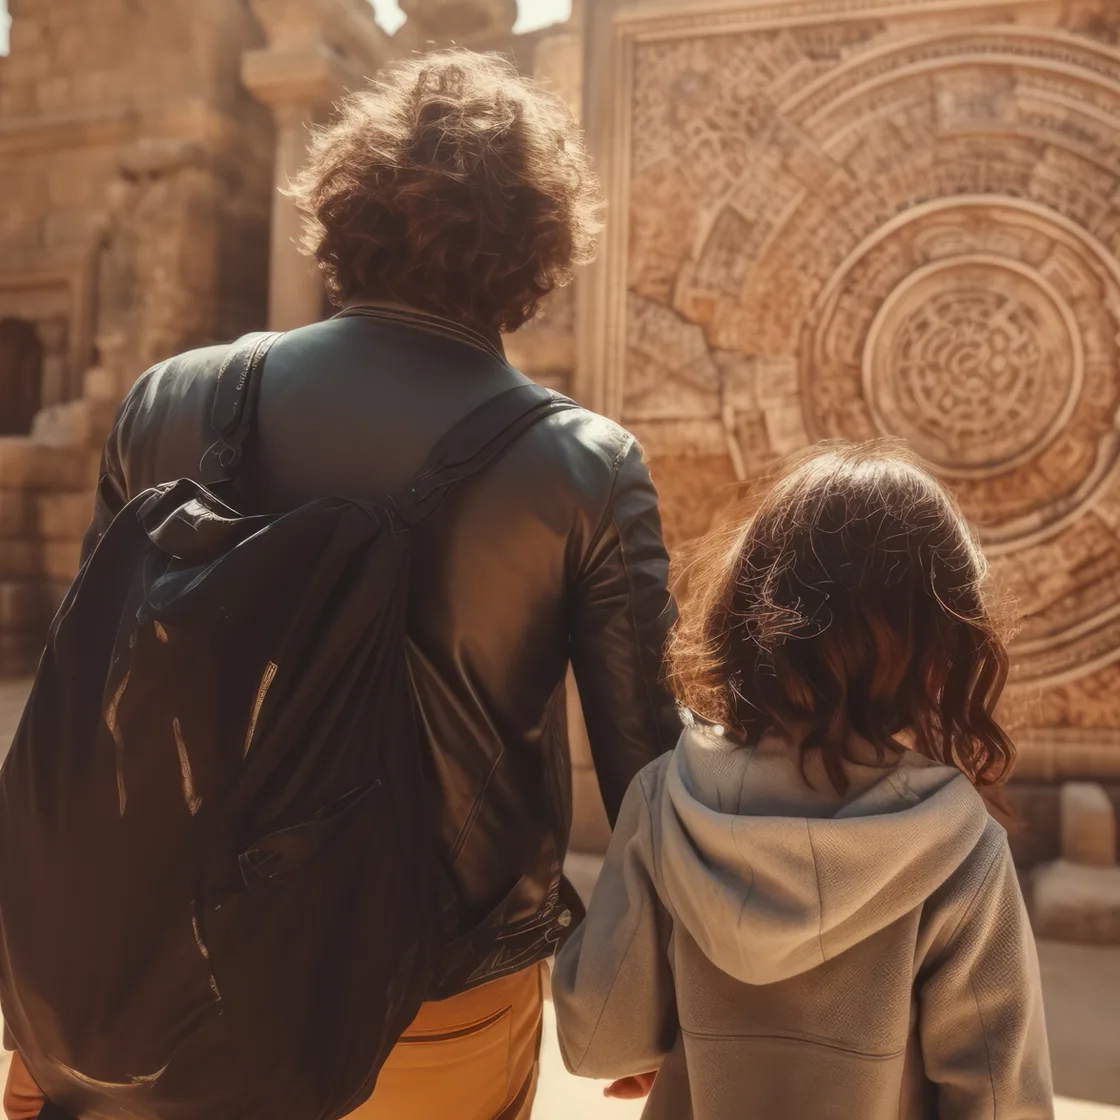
[{"xmin": 553, "ymin": 444, "xmax": 1052, "ymax": 1119}]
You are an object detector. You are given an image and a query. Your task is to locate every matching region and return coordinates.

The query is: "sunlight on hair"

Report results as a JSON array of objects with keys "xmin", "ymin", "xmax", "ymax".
[
  {"xmin": 667, "ymin": 443, "xmax": 1018, "ymax": 802},
  {"xmin": 290, "ymin": 49, "xmax": 601, "ymax": 332}
]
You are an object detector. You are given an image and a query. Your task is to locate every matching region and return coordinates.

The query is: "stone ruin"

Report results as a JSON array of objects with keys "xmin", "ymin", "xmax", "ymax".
[
  {"xmin": 578, "ymin": 0, "xmax": 1120, "ymax": 872},
  {"xmin": 1034, "ymin": 781, "xmax": 1120, "ymax": 942},
  {"xmin": 2, "ymin": 0, "xmax": 1120, "ymax": 882}
]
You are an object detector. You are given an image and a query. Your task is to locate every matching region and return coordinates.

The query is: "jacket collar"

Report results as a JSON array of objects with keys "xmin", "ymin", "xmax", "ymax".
[{"xmin": 337, "ymin": 301, "xmax": 507, "ymax": 365}]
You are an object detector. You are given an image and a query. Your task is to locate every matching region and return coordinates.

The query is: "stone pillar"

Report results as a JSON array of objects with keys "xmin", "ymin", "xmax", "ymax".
[
  {"xmin": 241, "ymin": 48, "xmax": 346, "ymax": 332},
  {"xmin": 501, "ymin": 9, "xmax": 585, "ymax": 392},
  {"xmin": 533, "ymin": 11, "xmax": 583, "ymax": 118},
  {"xmin": 1033, "ymin": 782, "xmax": 1120, "ymax": 944},
  {"xmin": 36, "ymin": 316, "xmax": 69, "ymax": 410},
  {"xmin": 397, "ymin": 0, "xmax": 517, "ymax": 47},
  {"xmin": 1060, "ymin": 782, "xmax": 1118, "ymax": 868},
  {"xmin": 266, "ymin": 106, "xmax": 324, "ymax": 332},
  {"xmin": 243, "ymin": 0, "xmax": 395, "ymax": 331}
]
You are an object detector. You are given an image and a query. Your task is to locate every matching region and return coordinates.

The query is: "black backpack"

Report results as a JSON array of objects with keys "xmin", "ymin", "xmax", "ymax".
[{"xmin": 0, "ymin": 332, "xmax": 577, "ymax": 1120}]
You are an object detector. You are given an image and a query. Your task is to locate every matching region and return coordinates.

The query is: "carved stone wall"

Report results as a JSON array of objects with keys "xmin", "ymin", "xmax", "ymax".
[
  {"xmin": 0, "ymin": 0, "xmax": 274, "ymax": 674},
  {"xmin": 1, "ymin": 0, "xmax": 274, "ymax": 398},
  {"xmin": 589, "ymin": 0, "xmax": 1120, "ymax": 776}
]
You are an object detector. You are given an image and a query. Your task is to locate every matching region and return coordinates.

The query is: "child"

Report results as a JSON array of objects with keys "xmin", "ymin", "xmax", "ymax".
[{"xmin": 552, "ymin": 445, "xmax": 1053, "ymax": 1119}]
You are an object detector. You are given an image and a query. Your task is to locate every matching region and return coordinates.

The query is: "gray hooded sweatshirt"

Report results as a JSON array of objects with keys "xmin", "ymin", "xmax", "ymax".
[{"xmin": 552, "ymin": 721, "xmax": 1053, "ymax": 1119}]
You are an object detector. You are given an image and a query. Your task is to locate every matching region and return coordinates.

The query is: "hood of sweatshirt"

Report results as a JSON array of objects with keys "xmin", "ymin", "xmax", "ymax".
[{"xmin": 657, "ymin": 719, "xmax": 992, "ymax": 986}]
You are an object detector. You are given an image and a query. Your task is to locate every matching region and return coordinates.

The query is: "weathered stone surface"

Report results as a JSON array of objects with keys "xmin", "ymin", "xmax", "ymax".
[
  {"xmin": 1034, "ymin": 861, "xmax": 1120, "ymax": 945},
  {"xmin": 12, "ymin": 0, "xmax": 1120, "ymax": 871},
  {"xmin": 35, "ymin": 492, "xmax": 92, "ymax": 541},
  {"xmin": 0, "ymin": 0, "xmax": 274, "ymax": 673},
  {"xmin": 0, "ymin": 442, "xmax": 96, "ymax": 491},
  {"xmin": 1062, "ymin": 782, "xmax": 1119, "ymax": 867},
  {"xmin": 31, "ymin": 399, "xmax": 118, "ymax": 449},
  {"xmin": 0, "ymin": 540, "xmax": 83, "ymax": 583},
  {"xmin": 0, "ymin": 581, "xmax": 67, "ymax": 631},
  {"xmin": 586, "ymin": 0, "xmax": 1120, "ymax": 764},
  {"xmin": 0, "ymin": 491, "xmax": 37, "ymax": 540},
  {"xmin": 399, "ymin": 0, "xmax": 517, "ymax": 40},
  {"xmin": 1004, "ymin": 783, "xmax": 1064, "ymax": 871},
  {"xmin": 82, "ymin": 367, "xmax": 120, "ymax": 403}
]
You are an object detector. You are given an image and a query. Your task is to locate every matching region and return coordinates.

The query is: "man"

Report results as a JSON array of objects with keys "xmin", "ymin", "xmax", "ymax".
[{"xmin": 5, "ymin": 50, "xmax": 679, "ymax": 1120}]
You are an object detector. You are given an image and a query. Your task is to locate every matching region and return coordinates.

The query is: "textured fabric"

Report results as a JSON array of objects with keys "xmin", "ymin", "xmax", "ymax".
[
  {"xmin": 552, "ymin": 721, "xmax": 1054, "ymax": 1119},
  {"xmin": 81, "ymin": 309, "xmax": 681, "ymax": 993},
  {"xmin": 350, "ymin": 964, "xmax": 544, "ymax": 1120}
]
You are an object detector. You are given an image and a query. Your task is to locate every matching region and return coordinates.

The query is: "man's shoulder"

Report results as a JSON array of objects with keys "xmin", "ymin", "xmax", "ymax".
[
  {"xmin": 110, "ymin": 341, "xmax": 244, "ymax": 489},
  {"xmin": 528, "ymin": 399, "xmax": 644, "ymax": 483},
  {"xmin": 122, "ymin": 340, "xmax": 234, "ymax": 409}
]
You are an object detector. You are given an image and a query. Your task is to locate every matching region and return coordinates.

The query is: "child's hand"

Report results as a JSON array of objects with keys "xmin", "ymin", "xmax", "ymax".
[{"xmin": 604, "ymin": 1072, "xmax": 657, "ymax": 1100}]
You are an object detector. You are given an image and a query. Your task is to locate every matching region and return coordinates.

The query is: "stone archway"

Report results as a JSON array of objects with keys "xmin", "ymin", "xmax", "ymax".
[{"xmin": 0, "ymin": 318, "xmax": 43, "ymax": 435}]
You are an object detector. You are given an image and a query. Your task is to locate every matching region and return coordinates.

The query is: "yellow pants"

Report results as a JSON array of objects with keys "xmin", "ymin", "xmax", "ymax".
[
  {"xmin": 3, "ymin": 965, "xmax": 545, "ymax": 1120},
  {"xmin": 349, "ymin": 964, "xmax": 545, "ymax": 1120},
  {"xmin": 3, "ymin": 1052, "xmax": 40, "ymax": 1120}
]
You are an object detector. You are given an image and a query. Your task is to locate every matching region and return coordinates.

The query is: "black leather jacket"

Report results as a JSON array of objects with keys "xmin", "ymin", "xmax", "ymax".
[{"xmin": 83, "ymin": 308, "xmax": 681, "ymax": 994}]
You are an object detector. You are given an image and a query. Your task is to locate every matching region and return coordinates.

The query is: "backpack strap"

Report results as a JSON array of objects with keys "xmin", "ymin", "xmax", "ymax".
[
  {"xmin": 392, "ymin": 383, "xmax": 579, "ymax": 526},
  {"xmin": 200, "ymin": 331, "xmax": 284, "ymax": 485}
]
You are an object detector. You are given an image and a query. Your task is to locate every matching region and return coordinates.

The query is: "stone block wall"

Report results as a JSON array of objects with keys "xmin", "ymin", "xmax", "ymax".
[{"xmin": 0, "ymin": 0, "xmax": 275, "ymax": 674}]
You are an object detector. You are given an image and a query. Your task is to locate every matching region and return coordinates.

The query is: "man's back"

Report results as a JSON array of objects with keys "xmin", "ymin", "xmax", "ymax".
[
  {"xmin": 88, "ymin": 309, "xmax": 681, "ymax": 991},
  {"xmin": 7, "ymin": 47, "xmax": 678, "ymax": 1120}
]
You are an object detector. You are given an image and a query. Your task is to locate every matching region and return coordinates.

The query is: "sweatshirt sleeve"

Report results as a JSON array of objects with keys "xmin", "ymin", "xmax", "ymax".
[
  {"xmin": 551, "ymin": 770, "xmax": 677, "ymax": 1079},
  {"xmin": 918, "ymin": 838, "xmax": 1053, "ymax": 1119}
]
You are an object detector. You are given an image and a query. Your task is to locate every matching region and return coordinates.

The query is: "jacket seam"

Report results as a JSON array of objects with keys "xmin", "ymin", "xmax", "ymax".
[
  {"xmin": 571, "ymin": 792, "xmax": 652, "ymax": 1075},
  {"xmin": 448, "ymin": 750, "xmax": 503, "ymax": 866},
  {"xmin": 614, "ymin": 505, "xmax": 670, "ymax": 753},
  {"xmin": 571, "ymin": 896, "xmax": 648, "ymax": 1076},
  {"xmin": 638, "ymin": 772, "xmax": 659, "ymax": 883},
  {"xmin": 582, "ymin": 432, "xmax": 633, "ymax": 574},
  {"xmin": 805, "ymin": 818, "xmax": 828, "ymax": 967},
  {"xmin": 934, "ymin": 836, "xmax": 1004, "ymax": 961},
  {"xmin": 113, "ymin": 359, "xmax": 170, "ymax": 497},
  {"xmin": 947, "ymin": 846, "xmax": 1004, "ymax": 1118},
  {"xmin": 968, "ymin": 970, "xmax": 998, "ymax": 1119},
  {"xmin": 678, "ymin": 1027, "xmax": 905, "ymax": 1060},
  {"xmin": 889, "ymin": 766, "xmax": 923, "ymax": 806},
  {"xmin": 580, "ymin": 430, "xmax": 667, "ymax": 752},
  {"xmin": 565, "ymin": 428, "xmax": 628, "ymax": 652}
]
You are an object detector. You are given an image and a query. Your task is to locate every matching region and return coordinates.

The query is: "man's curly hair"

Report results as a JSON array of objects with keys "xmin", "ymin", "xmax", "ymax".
[{"xmin": 291, "ymin": 50, "xmax": 602, "ymax": 334}]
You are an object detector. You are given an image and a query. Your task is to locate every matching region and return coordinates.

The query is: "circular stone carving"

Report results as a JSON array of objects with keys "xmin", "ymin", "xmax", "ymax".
[
  {"xmin": 803, "ymin": 199, "xmax": 1120, "ymax": 551},
  {"xmin": 863, "ymin": 257, "xmax": 1083, "ymax": 478},
  {"xmin": 797, "ymin": 198, "xmax": 1120, "ymax": 685}
]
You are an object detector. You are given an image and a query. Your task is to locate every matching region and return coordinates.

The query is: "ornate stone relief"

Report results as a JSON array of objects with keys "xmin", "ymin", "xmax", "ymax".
[{"xmin": 601, "ymin": 1, "xmax": 1120, "ymax": 720}]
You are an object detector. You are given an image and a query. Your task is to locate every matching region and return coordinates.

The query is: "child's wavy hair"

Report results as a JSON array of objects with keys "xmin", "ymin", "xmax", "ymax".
[{"xmin": 668, "ymin": 443, "xmax": 1017, "ymax": 798}]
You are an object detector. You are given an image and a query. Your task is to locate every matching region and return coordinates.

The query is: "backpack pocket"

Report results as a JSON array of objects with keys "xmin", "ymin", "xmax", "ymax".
[{"xmin": 237, "ymin": 783, "xmax": 381, "ymax": 891}]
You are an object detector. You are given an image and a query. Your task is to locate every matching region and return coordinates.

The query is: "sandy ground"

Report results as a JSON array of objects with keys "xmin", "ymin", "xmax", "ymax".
[{"xmin": 0, "ymin": 679, "xmax": 1117, "ymax": 1117}]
